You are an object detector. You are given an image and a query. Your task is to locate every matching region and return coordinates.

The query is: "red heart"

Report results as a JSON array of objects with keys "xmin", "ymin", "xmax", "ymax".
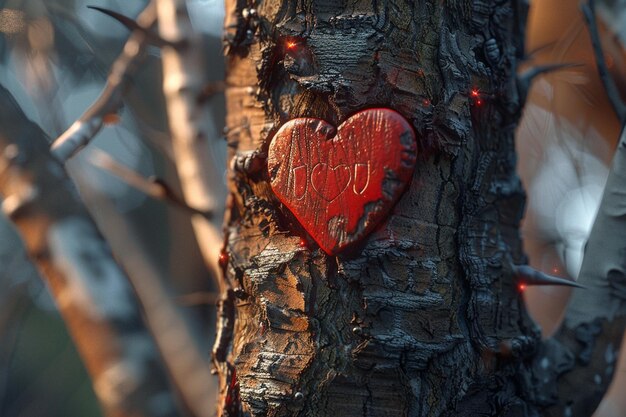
[{"xmin": 267, "ymin": 108, "xmax": 417, "ymax": 255}]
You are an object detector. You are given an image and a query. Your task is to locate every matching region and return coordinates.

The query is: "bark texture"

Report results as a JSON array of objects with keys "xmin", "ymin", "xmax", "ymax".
[{"xmin": 216, "ymin": 1, "xmax": 547, "ymax": 416}]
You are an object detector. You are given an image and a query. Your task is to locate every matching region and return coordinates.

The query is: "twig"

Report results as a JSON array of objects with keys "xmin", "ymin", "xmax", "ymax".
[
  {"xmin": 512, "ymin": 264, "xmax": 585, "ymax": 288},
  {"xmin": 51, "ymin": 3, "xmax": 157, "ymax": 162},
  {"xmin": 581, "ymin": 0, "xmax": 626, "ymax": 124},
  {"xmin": 88, "ymin": 149, "xmax": 212, "ymax": 218}
]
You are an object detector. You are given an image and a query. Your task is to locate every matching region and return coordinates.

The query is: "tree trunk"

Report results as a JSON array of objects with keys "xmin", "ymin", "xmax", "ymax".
[{"xmin": 214, "ymin": 1, "xmax": 617, "ymax": 416}]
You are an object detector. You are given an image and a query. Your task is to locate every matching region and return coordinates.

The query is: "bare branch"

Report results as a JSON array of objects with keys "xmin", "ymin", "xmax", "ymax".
[
  {"xmin": 88, "ymin": 149, "xmax": 212, "ymax": 218},
  {"xmin": 581, "ymin": 0, "xmax": 626, "ymax": 124},
  {"xmin": 51, "ymin": 3, "xmax": 157, "ymax": 162},
  {"xmin": 0, "ymin": 84, "xmax": 180, "ymax": 417}
]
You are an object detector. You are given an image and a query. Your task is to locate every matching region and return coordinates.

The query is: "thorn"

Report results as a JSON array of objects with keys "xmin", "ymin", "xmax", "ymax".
[
  {"xmin": 512, "ymin": 264, "xmax": 586, "ymax": 288},
  {"xmin": 87, "ymin": 6, "xmax": 185, "ymax": 49},
  {"xmin": 87, "ymin": 6, "xmax": 143, "ymax": 31}
]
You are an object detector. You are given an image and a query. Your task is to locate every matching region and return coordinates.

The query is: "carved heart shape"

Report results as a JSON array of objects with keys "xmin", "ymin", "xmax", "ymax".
[
  {"xmin": 267, "ymin": 108, "xmax": 417, "ymax": 255},
  {"xmin": 311, "ymin": 163, "xmax": 351, "ymax": 202}
]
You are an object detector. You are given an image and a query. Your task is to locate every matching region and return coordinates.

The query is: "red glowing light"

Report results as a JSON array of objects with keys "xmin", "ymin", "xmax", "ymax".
[
  {"xmin": 471, "ymin": 88, "xmax": 480, "ymax": 97},
  {"xmin": 518, "ymin": 283, "xmax": 527, "ymax": 292},
  {"xmin": 422, "ymin": 98, "xmax": 431, "ymax": 107},
  {"xmin": 218, "ymin": 251, "xmax": 229, "ymax": 268},
  {"xmin": 286, "ymin": 41, "xmax": 297, "ymax": 50},
  {"xmin": 299, "ymin": 238, "xmax": 307, "ymax": 248},
  {"xmin": 476, "ymin": 100, "xmax": 483, "ymax": 106}
]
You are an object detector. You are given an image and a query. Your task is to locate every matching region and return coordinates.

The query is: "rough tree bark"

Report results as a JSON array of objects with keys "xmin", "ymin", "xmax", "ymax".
[{"xmin": 215, "ymin": 1, "xmax": 624, "ymax": 417}]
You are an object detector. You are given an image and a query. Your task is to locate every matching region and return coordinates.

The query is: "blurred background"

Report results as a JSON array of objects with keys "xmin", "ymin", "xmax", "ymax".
[
  {"xmin": 520, "ymin": 1, "xmax": 626, "ymax": 415},
  {"xmin": 0, "ymin": 0, "xmax": 625, "ymax": 416},
  {"xmin": 0, "ymin": 1, "xmax": 225, "ymax": 415}
]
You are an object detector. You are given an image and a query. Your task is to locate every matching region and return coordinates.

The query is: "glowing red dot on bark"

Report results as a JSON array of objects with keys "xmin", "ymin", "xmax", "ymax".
[
  {"xmin": 471, "ymin": 88, "xmax": 480, "ymax": 97},
  {"xmin": 518, "ymin": 283, "xmax": 527, "ymax": 292},
  {"xmin": 476, "ymin": 100, "xmax": 483, "ymax": 106},
  {"xmin": 286, "ymin": 41, "xmax": 297, "ymax": 50},
  {"xmin": 299, "ymin": 238, "xmax": 307, "ymax": 248},
  {"xmin": 422, "ymin": 99, "xmax": 431, "ymax": 107},
  {"xmin": 218, "ymin": 251, "xmax": 229, "ymax": 268}
]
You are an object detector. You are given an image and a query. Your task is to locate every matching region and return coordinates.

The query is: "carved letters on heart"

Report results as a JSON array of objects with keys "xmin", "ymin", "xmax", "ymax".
[{"xmin": 267, "ymin": 108, "xmax": 417, "ymax": 255}]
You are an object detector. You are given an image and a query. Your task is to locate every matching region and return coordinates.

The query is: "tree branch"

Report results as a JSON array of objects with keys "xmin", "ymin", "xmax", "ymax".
[
  {"xmin": 0, "ymin": 84, "xmax": 181, "ymax": 417},
  {"xmin": 51, "ymin": 2, "xmax": 156, "ymax": 162},
  {"xmin": 88, "ymin": 149, "xmax": 212, "ymax": 218},
  {"xmin": 581, "ymin": 0, "xmax": 626, "ymax": 124}
]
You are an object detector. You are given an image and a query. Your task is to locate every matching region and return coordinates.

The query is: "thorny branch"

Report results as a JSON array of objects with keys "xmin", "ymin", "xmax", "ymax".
[{"xmin": 51, "ymin": 2, "xmax": 156, "ymax": 162}]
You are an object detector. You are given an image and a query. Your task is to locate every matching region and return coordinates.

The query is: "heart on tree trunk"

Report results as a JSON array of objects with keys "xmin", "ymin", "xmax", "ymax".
[{"xmin": 267, "ymin": 108, "xmax": 417, "ymax": 255}]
